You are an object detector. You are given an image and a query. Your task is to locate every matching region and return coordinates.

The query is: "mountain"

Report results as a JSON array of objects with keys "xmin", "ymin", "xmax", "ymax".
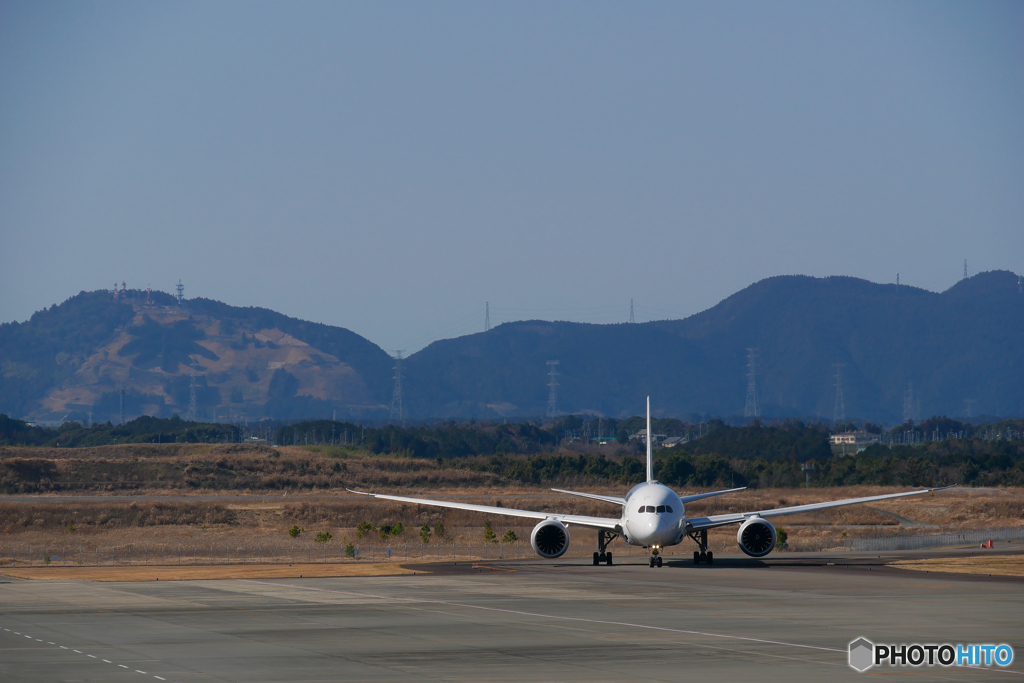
[
  {"xmin": 2, "ymin": 271, "xmax": 1022, "ymax": 423},
  {"xmin": 401, "ymin": 271, "xmax": 1024, "ymax": 422},
  {"xmin": 0, "ymin": 290, "xmax": 394, "ymax": 422}
]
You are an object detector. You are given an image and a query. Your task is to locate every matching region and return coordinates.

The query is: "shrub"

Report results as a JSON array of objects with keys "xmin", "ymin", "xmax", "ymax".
[
  {"xmin": 344, "ymin": 541, "xmax": 356, "ymax": 558},
  {"xmin": 483, "ymin": 519, "xmax": 497, "ymax": 543},
  {"xmin": 419, "ymin": 523, "xmax": 431, "ymax": 544},
  {"xmin": 502, "ymin": 530, "xmax": 518, "ymax": 543},
  {"xmin": 315, "ymin": 531, "xmax": 332, "ymax": 544},
  {"xmin": 288, "ymin": 525, "xmax": 303, "ymax": 539},
  {"xmin": 356, "ymin": 521, "xmax": 376, "ymax": 539}
]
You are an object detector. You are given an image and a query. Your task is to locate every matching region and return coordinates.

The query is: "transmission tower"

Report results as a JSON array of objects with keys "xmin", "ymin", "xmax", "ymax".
[
  {"xmin": 390, "ymin": 351, "xmax": 406, "ymax": 425},
  {"xmin": 902, "ymin": 382, "xmax": 915, "ymax": 423},
  {"xmin": 119, "ymin": 386, "xmax": 126, "ymax": 425},
  {"xmin": 743, "ymin": 348, "xmax": 760, "ymax": 419},
  {"xmin": 485, "ymin": 302, "xmax": 490, "ymax": 332},
  {"xmin": 546, "ymin": 360, "xmax": 560, "ymax": 418},
  {"xmin": 832, "ymin": 363, "xmax": 846, "ymax": 424},
  {"xmin": 963, "ymin": 398, "xmax": 976, "ymax": 419},
  {"xmin": 963, "ymin": 259, "xmax": 968, "ymax": 280},
  {"xmin": 629, "ymin": 299, "xmax": 635, "ymax": 324},
  {"xmin": 175, "ymin": 279, "xmax": 185, "ymax": 307},
  {"xmin": 187, "ymin": 357, "xmax": 200, "ymax": 422}
]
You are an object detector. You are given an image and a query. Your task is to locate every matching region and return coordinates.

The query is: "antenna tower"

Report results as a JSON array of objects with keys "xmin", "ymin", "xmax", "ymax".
[
  {"xmin": 546, "ymin": 360, "xmax": 560, "ymax": 418},
  {"xmin": 187, "ymin": 357, "xmax": 200, "ymax": 422},
  {"xmin": 119, "ymin": 387, "xmax": 126, "ymax": 425},
  {"xmin": 629, "ymin": 299, "xmax": 635, "ymax": 324},
  {"xmin": 485, "ymin": 302, "xmax": 490, "ymax": 332},
  {"xmin": 963, "ymin": 259, "xmax": 968, "ymax": 280},
  {"xmin": 832, "ymin": 363, "xmax": 846, "ymax": 424},
  {"xmin": 175, "ymin": 279, "xmax": 185, "ymax": 307},
  {"xmin": 902, "ymin": 382, "xmax": 915, "ymax": 423},
  {"xmin": 390, "ymin": 351, "xmax": 406, "ymax": 425},
  {"xmin": 743, "ymin": 348, "xmax": 760, "ymax": 419}
]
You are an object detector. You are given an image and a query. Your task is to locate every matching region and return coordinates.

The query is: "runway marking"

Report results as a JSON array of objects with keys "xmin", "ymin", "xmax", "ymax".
[
  {"xmin": 0, "ymin": 626, "xmax": 182, "ymax": 682},
  {"xmin": 239, "ymin": 579, "xmax": 1024, "ymax": 676}
]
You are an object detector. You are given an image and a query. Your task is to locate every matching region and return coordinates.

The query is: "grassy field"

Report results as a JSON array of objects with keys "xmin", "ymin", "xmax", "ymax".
[{"xmin": 2, "ymin": 443, "xmax": 1022, "ymax": 557}]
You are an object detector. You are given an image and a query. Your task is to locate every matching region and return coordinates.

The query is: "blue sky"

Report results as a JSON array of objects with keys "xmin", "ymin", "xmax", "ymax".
[{"xmin": 2, "ymin": 2, "xmax": 1021, "ymax": 352}]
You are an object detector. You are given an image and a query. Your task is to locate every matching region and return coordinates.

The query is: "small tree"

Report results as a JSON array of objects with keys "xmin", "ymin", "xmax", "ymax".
[
  {"xmin": 344, "ymin": 541, "xmax": 356, "ymax": 558},
  {"xmin": 502, "ymin": 530, "xmax": 518, "ymax": 543},
  {"xmin": 289, "ymin": 525, "xmax": 303, "ymax": 539},
  {"xmin": 776, "ymin": 527, "xmax": 788, "ymax": 549},
  {"xmin": 67, "ymin": 523, "xmax": 77, "ymax": 533},
  {"xmin": 315, "ymin": 531, "xmax": 333, "ymax": 544},
  {"xmin": 420, "ymin": 523, "xmax": 432, "ymax": 544},
  {"xmin": 483, "ymin": 519, "xmax": 497, "ymax": 544},
  {"xmin": 356, "ymin": 521, "xmax": 376, "ymax": 539},
  {"xmin": 433, "ymin": 522, "xmax": 448, "ymax": 541}
]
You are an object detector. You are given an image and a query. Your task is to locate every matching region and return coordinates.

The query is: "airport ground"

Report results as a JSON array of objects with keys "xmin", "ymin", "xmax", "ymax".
[{"xmin": 1, "ymin": 546, "xmax": 1022, "ymax": 683}]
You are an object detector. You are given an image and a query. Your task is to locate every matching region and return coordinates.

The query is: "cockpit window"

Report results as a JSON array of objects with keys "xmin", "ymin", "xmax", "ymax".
[
  {"xmin": 665, "ymin": 505, "xmax": 673, "ymax": 513},
  {"xmin": 656, "ymin": 505, "xmax": 666, "ymax": 513},
  {"xmin": 644, "ymin": 505, "xmax": 655, "ymax": 513}
]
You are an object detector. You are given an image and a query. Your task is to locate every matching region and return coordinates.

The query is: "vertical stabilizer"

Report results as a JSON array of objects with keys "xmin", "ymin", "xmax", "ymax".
[{"xmin": 646, "ymin": 396, "xmax": 654, "ymax": 483}]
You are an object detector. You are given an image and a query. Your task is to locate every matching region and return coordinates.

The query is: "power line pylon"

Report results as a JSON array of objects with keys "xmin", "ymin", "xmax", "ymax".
[
  {"xmin": 175, "ymin": 279, "xmax": 185, "ymax": 307},
  {"xmin": 963, "ymin": 259, "xmax": 968, "ymax": 280},
  {"xmin": 119, "ymin": 386, "xmax": 126, "ymax": 425},
  {"xmin": 743, "ymin": 348, "xmax": 760, "ymax": 419},
  {"xmin": 902, "ymin": 382, "xmax": 915, "ymax": 423},
  {"xmin": 832, "ymin": 363, "xmax": 845, "ymax": 424},
  {"xmin": 629, "ymin": 299, "xmax": 635, "ymax": 324},
  {"xmin": 187, "ymin": 357, "xmax": 200, "ymax": 422},
  {"xmin": 390, "ymin": 351, "xmax": 406, "ymax": 426},
  {"xmin": 485, "ymin": 302, "xmax": 490, "ymax": 332},
  {"xmin": 546, "ymin": 360, "xmax": 560, "ymax": 418}
]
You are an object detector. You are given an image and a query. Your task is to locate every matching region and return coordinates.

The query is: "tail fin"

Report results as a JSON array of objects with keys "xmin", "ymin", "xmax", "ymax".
[{"xmin": 646, "ymin": 396, "xmax": 654, "ymax": 483}]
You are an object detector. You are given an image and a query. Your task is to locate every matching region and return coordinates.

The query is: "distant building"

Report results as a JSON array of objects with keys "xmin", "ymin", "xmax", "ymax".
[
  {"xmin": 830, "ymin": 430, "xmax": 879, "ymax": 450},
  {"xmin": 631, "ymin": 428, "xmax": 668, "ymax": 444},
  {"xmin": 661, "ymin": 436, "xmax": 689, "ymax": 448}
]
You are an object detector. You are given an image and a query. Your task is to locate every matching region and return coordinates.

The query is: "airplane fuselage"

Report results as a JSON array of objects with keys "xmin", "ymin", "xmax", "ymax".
[{"xmin": 621, "ymin": 482, "xmax": 685, "ymax": 548}]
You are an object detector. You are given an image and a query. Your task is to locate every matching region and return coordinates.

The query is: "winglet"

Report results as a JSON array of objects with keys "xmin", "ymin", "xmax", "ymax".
[{"xmin": 646, "ymin": 396, "xmax": 654, "ymax": 483}]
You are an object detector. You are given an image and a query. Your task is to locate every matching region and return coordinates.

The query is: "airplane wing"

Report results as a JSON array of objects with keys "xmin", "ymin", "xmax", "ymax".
[
  {"xmin": 347, "ymin": 489, "xmax": 621, "ymax": 531},
  {"xmin": 551, "ymin": 488, "xmax": 626, "ymax": 506},
  {"xmin": 685, "ymin": 485, "xmax": 957, "ymax": 531}
]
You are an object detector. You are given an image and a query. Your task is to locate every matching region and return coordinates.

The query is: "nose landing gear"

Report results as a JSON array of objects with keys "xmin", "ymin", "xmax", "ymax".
[
  {"xmin": 688, "ymin": 529, "xmax": 714, "ymax": 565},
  {"xmin": 647, "ymin": 546, "xmax": 663, "ymax": 568},
  {"xmin": 592, "ymin": 530, "xmax": 616, "ymax": 566}
]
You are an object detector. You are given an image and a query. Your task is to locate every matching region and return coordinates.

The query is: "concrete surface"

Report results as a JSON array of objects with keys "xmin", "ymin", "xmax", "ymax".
[{"xmin": 1, "ymin": 551, "xmax": 1021, "ymax": 682}]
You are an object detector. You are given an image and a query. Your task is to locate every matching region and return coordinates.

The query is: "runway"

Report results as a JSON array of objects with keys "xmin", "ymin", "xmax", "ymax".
[{"xmin": 1, "ymin": 553, "xmax": 1021, "ymax": 682}]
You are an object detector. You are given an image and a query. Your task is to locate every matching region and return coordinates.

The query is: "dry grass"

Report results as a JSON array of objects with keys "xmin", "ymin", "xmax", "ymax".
[
  {"xmin": 0, "ymin": 562, "xmax": 421, "ymax": 582},
  {"xmin": 890, "ymin": 553, "xmax": 1024, "ymax": 577}
]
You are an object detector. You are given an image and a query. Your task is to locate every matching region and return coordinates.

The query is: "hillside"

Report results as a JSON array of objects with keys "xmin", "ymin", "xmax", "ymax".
[
  {"xmin": 0, "ymin": 290, "xmax": 394, "ymax": 422},
  {"xmin": 2, "ymin": 271, "xmax": 1022, "ymax": 422},
  {"xmin": 402, "ymin": 271, "xmax": 1024, "ymax": 421}
]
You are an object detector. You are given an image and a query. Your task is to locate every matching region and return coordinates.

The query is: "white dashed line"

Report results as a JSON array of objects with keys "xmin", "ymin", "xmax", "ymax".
[
  {"xmin": 136, "ymin": 670, "xmax": 147, "ymax": 674},
  {"xmin": 103, "ymin": 659, "xmax": 111, "ymax": 663},
  {"xmin": 87, "ymin": 654, "xmax": 96, "ymax": 658},
  {"xmin": 73, "ymin": 649, "xmax": 81, "ymax": 653},
  {"xmin": 59, "ymin": 645, "xmax": 67, "ymax": 649},
  {"xmin": 154, "ymin": 677, "xmax": 166, "ymax": 680},
  {"xmin": 47, "ymin": 641, "xmax": 54, "ymax": 644},
  {"xmin": 35, "ymin": 639, "xmax": 43, "ymax": 642},
  {"xmin": 119, "ymin": 664, "xmax": 129, "ymax": 668}
]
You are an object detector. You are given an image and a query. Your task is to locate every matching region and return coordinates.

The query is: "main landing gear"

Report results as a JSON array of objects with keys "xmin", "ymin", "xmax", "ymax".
[
  {"xmin": 648, "ymin": 547, "xmax": 663, "ymax": 568},
  {"xmin": 592, "ymin": 530, "xmax": 616, "ymax": 566},
  {"xmin": 688, "ymin": 529, "xmax": 714, "ymax": 565}
]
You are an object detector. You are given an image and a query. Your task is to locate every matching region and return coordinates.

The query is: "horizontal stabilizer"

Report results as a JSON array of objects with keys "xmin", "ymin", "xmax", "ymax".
[
  {"xmin": 678, "ymin": 486, "xmax": 747, "ymax": 504},
  {"xmin": 551, "ymin": 488, "xmax": 626, "ymax": 506}
]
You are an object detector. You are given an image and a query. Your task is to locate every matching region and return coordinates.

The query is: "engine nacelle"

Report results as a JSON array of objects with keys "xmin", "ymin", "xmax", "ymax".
[
  {"xmin": 737, "ymin": 516, "xmax": 776, "ymax": 557},
  {"xmin": 530, "ymin": 519, "xmax": 570, "ymax": 558}
]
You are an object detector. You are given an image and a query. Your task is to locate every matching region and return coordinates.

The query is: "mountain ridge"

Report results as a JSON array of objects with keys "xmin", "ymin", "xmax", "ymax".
[{"xmin": 1, "ymin": 271, "xmax": 1021, "ymax": 423}]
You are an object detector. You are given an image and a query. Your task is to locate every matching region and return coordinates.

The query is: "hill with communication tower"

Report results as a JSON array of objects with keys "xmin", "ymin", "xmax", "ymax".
[{"xmin": 1, "ymin": 271, "xmax": 1021, "ymax": 424}]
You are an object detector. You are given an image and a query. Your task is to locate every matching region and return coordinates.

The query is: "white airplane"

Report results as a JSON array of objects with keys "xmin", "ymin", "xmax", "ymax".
[{"xmin": 349, "ymin": 398, "xmax": 955, "ymax": 568}]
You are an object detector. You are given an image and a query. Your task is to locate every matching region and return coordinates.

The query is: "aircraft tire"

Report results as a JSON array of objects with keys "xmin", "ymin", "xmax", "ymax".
[
  {"xmin": 605, "ymin": 552, "xmax": 613, "ymax": 566},
  {"xmin": 707, "ymin": 551, "xmax": 714, "ymax": 565},
  {"xmin": 656, "ymin": 556, "xmax": 663, "ymax": 567},
  {"xmin": 694, "ymin": 551, "xmax": 701, "ymax": 565},
  {"xmin": 649, "ymin": 557, "xmax": 655, "ymax": 568},
  {"xmin": 593, "ymin": 552, "xmax": 600, "ymax": 566}
]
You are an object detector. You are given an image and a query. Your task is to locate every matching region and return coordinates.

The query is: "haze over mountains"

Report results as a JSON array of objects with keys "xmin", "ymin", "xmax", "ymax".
[{"xmin": 1, "ymin": 272, "xmax": 1021, "ymax": 424}]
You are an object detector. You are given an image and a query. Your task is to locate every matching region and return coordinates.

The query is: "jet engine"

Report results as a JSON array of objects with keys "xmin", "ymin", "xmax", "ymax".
[
  {"xmin": 737, "ymin": 516, "xmax": 776, "ymax": 557},
  {"xmin": 530, "ymin": 520, "xmax": 570, "ymax": 558}
]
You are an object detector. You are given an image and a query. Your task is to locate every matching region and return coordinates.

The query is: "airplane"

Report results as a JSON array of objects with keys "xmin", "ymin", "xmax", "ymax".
[{"xmin": 349, "ymin": 398, "xmax": 955, "ymax": 568}]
